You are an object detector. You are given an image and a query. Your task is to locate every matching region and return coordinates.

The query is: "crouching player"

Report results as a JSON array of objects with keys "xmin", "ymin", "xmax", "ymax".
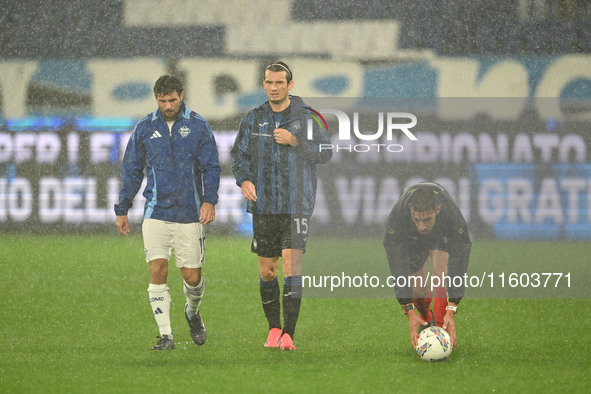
[{"xmin": 383, "ymin": 182, "xmax": 471, "ymax": 349}]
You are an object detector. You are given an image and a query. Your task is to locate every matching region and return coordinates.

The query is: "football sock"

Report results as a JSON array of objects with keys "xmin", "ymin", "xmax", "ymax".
[
  {"xmin": 433, "ymin": 286, "xmax": 448, "ymax": 326},
  {"xmin": 282, "ymin": 275, "xmax": 302, "ymax": 339},
  {"xmin": 148, "ymin": 283, "xmax": 172, "ymax": 336},
  {"xmin": 260, "ymin": 276, "xmax": 281, "ymax": 330},
  {"xmin": 183, "ymin": 277, "xmax": 204, "ymax": 319},
  {"xmin": 414, "ymin": 292, "xmax": 433, "ymax": 322}
]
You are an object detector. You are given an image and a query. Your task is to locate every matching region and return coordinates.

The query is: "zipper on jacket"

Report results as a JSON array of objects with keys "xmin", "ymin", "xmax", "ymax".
[{"xmin": 168, "ymin": 121, "xmax": 179, "ymax": 221}]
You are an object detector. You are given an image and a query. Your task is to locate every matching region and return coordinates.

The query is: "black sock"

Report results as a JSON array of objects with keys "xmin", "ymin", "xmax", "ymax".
[
  {"xmin": 282, "ymin": 275, "xmax": 302, "ymax": 338},
  {"xmin": 260, "ymin": 277, "xmax": 281, "ymax": 330}
]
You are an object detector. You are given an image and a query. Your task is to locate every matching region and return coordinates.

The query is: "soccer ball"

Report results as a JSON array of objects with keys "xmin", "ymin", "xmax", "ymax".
[{"xmin": 415, "ymin": 326, "xmax": 453, "ymax": 361}]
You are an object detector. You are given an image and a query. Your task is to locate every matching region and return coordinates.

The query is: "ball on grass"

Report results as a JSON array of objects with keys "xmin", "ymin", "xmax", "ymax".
[{"xmin": 415, "ymin": 326, "xmax": 453, "ymax": 361}]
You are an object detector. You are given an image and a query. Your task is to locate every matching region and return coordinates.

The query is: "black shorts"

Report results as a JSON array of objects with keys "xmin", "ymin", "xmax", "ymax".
[
  {"xmin": 406, "ymin": 237, "xmax": 449, "ymax": 274},
  {"xmin": 251, "ymin": 214, "xmax": 309, "ymax": 257}
]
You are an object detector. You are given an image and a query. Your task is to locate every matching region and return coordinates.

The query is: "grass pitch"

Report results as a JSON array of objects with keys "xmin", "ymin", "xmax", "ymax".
[{"xmin": 1, "ymin": 234, "xmax": 590, "ymax": 393}]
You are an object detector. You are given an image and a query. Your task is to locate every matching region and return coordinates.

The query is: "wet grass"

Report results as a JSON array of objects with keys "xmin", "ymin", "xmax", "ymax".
[{"xmin": 1, "ymin": 235, "xmax": 590, "ymax": 393}]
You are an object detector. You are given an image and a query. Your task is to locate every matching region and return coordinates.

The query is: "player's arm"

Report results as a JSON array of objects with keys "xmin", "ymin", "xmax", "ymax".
[
  {"xmin": 114, "ymin": 125, "xmax": 146, "ymax": 233},
  {"xmin": 230, "ymin": 114, "xmax": 255, "ymax": 188},
  {"xmin": 442, "ymin": 302, "xmax": 457, "ymax": 348},
  {"xmin": 443, "ymin": 204, "xmax": 472, "ymax": 305},
  {"xmin": 402, "ymin": 303, "xmax": 426, "ymax": 348}
]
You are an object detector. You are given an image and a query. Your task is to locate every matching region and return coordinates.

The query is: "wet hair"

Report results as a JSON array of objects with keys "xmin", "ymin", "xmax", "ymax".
[
  {"xmin": 153, "ymin": 75, "xmax": 184, "ymax": 97},
  {"xmin": 408, "ymin": 187, "xmax": 440, "ymax": 213},
  {"xmin": 264, "ymin": 61, "xmax": 293, "ymax": 83}
]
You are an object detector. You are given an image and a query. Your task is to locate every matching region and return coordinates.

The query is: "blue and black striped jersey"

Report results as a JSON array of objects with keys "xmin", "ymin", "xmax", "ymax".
[{"xmin": 231, "ymin": 96, "xmax": 332, "ymax": 216}]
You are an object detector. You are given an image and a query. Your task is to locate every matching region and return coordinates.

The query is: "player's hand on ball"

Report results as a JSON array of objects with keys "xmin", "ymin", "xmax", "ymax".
[
  {"xmin": 442, "ymin": 312, "xmax": 457, "ymax": 348},
  {"xmin": 407, "ymin": 312, "xmax": 426, "ymax": 348}
]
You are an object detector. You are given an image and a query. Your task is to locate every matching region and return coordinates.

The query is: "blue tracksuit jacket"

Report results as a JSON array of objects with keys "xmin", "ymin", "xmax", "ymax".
[
  {"xmin": 115, "ymin": 103, "xmax": 221, "ymax": 223},
  {"xmin": 231, "ymin": 96, "xmax": 332, "ymax": 216}
]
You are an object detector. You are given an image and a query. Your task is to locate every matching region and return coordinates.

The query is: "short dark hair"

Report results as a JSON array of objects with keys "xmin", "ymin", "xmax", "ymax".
[
  {"xmin": 153, "ymin": 75, "xmax": 184, "ymax": 97},
  {"xmin": 264, "ymin": 61, "xmax": 293, "ymax": 83},
  {"xmin": 408, "ymin": 187, "xmax": 440, "ymax": 212}
]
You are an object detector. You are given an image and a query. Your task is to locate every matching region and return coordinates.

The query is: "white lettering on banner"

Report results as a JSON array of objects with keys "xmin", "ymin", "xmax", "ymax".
[
  {"xmin": 0, "ymin": 132, "xmax": 136, "ymax": 165},
  {"xmin": 313, "ymin": 180, "xmax": 330, "ymax": 224},
  {"xmin": 15, "ymin": 133, "xmax": 36, "ymax": 163},
  {"xmin": 36, "ymin": 133, "xmax": 61, "ymax": 164},
  {"xmin": 2, "ymin": 174, "xmax": 591, "ymax": 231},
  {"xmin": 336, "ymin": 176, "xmax": 376, "ymax": 224},
  {"xmin": 39, "ymin": 178, "xmax": 61, "ymax": 222},
  {"xmin": 478, "ymin": 177, "xmax": 591, "ymax": 225},
  {"xmin": 560, "ymin": 178, "xmax": 586, "ymax": 223},
  {"xmin": 478, "ymin": 180, "xmax": 504, "ymax": 224},
  {"xmin": 68, "ymin": 133, "xmax": 79, "ymax": 163},
  {"xmin": 214, "ymin": 132, "xmax": 237, "ymax": 165},
  {"xmin": 119, "ymin": 133, "xmax": 131, "ymax": 162},
  {"xmin": 90, "ymin": 133, "xmax": 116, "ymax": 164},
  {"xmin": 335, "ymin": 176, "xmax": 471, "ymax": 225},
  {"xmin": 507, "ymin": 179, "xmax": 533, "ymax": 223},
  {"xmin": 0, "ymin": 178, "xmax": 32, "ymax": 221},
  {"xmin": 383, "ymin": 132, "xmax": 586, "ymax": 164},
  {"xmin": 37, "ymin": 177, "xmax": 143, "ymax": 223},
  {"xmin": 536, "ymin": 178, "xmax": 563, "ymax": 224},
  {"xmin": 0, "ymin": 132, "xmax": 63, "ymax": 164},
  {"xmin": 0, "ymin": 133, "xmax": 12, "ymax": 163},
  {"xmin": 215, "ymin": 177, "xmax": 246, "ymax": 223}
]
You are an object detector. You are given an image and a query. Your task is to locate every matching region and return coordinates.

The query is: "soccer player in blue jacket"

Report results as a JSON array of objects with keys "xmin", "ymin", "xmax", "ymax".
[
  {"xmin": 231, "ymin": 62, "xmax": 332, "ymax": 350},
  {"xmin": 115, "ymin": 75, "xmax": 221, "ymax": 350},
  {"xmin": 383, "ymin": 182, "xmax": 471, "ymax": 349}
]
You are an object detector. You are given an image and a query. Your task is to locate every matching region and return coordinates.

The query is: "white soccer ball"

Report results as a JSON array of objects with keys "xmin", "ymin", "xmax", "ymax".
[{"xmin": 415, "ymin": 326, "xmax": 453, "ymax": 361}]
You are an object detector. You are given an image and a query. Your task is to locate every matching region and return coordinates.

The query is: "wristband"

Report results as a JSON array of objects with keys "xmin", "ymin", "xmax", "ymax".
[
  {"xmin": 402, "ymin": 303, "xmax": 414, "ymax": 315},
  {"xmin": 446, "ymin": 305, "xmax": 457, "ymax": 314}
]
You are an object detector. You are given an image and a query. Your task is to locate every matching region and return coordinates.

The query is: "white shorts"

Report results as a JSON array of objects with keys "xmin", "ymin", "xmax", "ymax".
[{"xmin": 142, "ymin": 219, "xmax": 205, "ymax": 268}]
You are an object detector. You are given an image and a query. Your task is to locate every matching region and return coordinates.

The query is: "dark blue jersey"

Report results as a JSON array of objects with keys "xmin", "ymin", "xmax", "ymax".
[{"xmin": 231, "ymin": 96, "xmax": 332, "ymax": 216}]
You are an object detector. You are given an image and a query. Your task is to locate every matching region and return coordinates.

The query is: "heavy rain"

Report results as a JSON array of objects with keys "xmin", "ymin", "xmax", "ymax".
[{"xmin": 1, "ymin": 0, "xmax": 590, "ymax": 392}]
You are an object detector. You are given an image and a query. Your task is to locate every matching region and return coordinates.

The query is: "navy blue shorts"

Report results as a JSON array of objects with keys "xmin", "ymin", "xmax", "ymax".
[{"xmin": 251, "ymin": 214, "xmax": 309, "ymax": 257}]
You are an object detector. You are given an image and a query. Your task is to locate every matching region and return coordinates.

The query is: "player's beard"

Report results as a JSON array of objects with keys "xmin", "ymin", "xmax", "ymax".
[{"xmin": 164, "ymin": 109, "xmax": 179, "ymax": 121}]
